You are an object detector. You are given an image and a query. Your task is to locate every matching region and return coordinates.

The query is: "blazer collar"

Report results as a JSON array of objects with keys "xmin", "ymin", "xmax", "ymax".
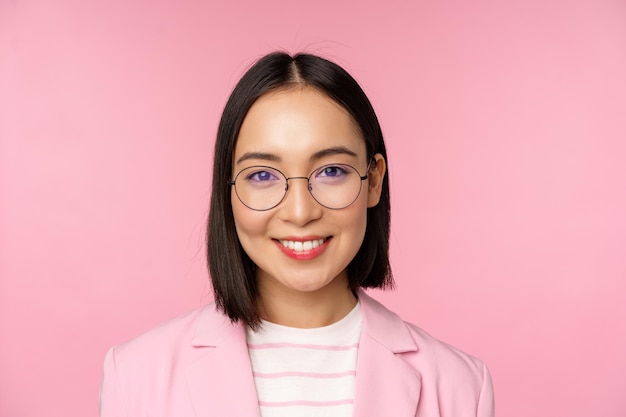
[
  {"xmin": 187, "ymin": 292, "xmax": 421, "ymax": 417},
  {"xmin": 357, "ymin": 289, "xmax": 419, "ymax": 353},
  {"xmin": 190, "ymin": 303, "xmax": 239, "ymax": 347},
  {"xmin": 186, "ymin": 305, "xmax": 261, "ymax": 417},
  {"xmin": 353, "ymin": 290, "xmax": 422, "ymax": 417}
]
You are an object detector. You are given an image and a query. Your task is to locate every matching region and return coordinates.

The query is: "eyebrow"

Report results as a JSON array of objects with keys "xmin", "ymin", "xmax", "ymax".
[
  {"xmin": 310, "ymin": 146, "xmax": 358, "ymax": 161},
  {"xmin": 235, "ymin": 146, "xmax": 359, "ymax": 165},
  {"xmin": 235, "ymin": 152, "xmax": 280, "ymax": 165}
]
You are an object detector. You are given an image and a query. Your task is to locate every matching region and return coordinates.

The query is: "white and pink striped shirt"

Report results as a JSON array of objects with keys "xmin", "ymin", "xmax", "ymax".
[{"xmin": 246, "ymin": 302, "xmax": 362, "ymax": 417}]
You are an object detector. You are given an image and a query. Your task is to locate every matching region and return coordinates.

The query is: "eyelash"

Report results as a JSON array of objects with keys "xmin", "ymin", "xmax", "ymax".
[
  {"xmin": 246, "ymin": 170, "xmax": 280, "ymax": 182},
  {"xmin": 315, "ymin": 165, "xmax": 349, "ymax": 179}
]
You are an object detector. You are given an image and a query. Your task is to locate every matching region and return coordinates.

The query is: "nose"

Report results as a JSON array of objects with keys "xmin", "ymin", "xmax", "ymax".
[{"xmin": 277, "ymin": 177, "xmax": 323, "ymax": 225}]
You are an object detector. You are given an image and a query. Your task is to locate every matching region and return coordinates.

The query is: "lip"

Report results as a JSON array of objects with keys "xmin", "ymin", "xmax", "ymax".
[{"xmin": 273, "ymin": 236, "xmax": 331, "ymax": 261}]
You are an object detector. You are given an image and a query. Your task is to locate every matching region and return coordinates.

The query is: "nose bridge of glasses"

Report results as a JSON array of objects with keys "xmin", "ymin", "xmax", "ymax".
[
  {"xmin": 285, "ymin": 176, "xmax": 313, "ymax": 192},
  {"xmin": 280, "ymin": 175, "xmax": 321, "ymax": 219}
]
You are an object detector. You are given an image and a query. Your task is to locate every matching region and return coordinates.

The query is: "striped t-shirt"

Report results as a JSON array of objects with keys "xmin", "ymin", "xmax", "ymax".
[{"xmin": 246, "ymin": 302, "xmax": 363, "ymax": 417}]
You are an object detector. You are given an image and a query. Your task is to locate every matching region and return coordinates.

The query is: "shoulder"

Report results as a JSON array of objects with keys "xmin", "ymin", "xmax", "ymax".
[
  {"xmin": 100, "ymin": 303, "xmax": 241, "ymax": 416},
  {"xmin": 403, "ymin": 320, "xmax": 488, "ymax": 385},
  {"xmin": 405, "ymin": 317, "xmax": 485, "ymax": 369},
  {"xmin": 359, "ymin": 290, "xmax": 492, "ymax": 393},
  {"xmin": 358, "ymin": 291, "xmax": 494, "ymax": 415},
  {"xmin": 103, "ymin": 302, "xmax": 231, "ymax": 374},
  {"xmin": 400, "ymin": 321, "xmax": 495, "ymax": 416}
]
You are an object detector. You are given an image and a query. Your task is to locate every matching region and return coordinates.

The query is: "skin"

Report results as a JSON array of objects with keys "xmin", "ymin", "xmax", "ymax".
[{"xmin": 232, "ymin": 86, "xmax": 386, "ymax": 328}]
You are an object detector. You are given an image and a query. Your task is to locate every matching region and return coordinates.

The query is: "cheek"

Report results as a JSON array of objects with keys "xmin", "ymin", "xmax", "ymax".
[
  {"xmin": 343, "ymin": 197, "xmax": 369, "ymax": 241},
  {"xmin": 231, "ymin": 195, "xmax": 266, "ymax": 241}
]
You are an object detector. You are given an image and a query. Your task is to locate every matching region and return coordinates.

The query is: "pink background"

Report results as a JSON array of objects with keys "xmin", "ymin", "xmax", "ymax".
[{"xmin": 1, "ymin": 0, "xmax": 625, "ymax": 416}]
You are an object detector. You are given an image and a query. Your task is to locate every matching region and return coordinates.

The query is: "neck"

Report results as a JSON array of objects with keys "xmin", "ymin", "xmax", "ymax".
[{"xmin": 257, "ymin": 277, "xmax": 357, "ymax": 328}]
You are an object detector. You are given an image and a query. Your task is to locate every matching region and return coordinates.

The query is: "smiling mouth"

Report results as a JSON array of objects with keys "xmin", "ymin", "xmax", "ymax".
[{"xmin": 277, "ymin": 238, "xmax": 328, "ymax": 252}]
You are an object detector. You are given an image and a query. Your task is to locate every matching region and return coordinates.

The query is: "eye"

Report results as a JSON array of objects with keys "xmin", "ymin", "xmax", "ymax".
[
  {"xmin": 313, "ymin": 165, "xmax": 352, "ymax": 185},
  {"xmin": 317, "ymin": 165, "xmax": 349, "ymax": 178},
  {"xmin": 243, "ymin": 167, "xmax": 283, "ymax": 187},
  {"xmin": 248, "ymin": 170, "xmax": 277, "ymax": 181}
]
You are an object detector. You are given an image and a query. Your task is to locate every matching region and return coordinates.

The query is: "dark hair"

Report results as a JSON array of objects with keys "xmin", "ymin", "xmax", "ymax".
[{"xmin": 207, "ymin": 52, "xmax": 393, "ymax": 329}]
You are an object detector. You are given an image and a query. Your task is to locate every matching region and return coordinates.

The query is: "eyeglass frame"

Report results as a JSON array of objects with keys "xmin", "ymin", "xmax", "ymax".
[{"xmin": 228, "ymin": 159, "xmax": 374, "ymax": 211}]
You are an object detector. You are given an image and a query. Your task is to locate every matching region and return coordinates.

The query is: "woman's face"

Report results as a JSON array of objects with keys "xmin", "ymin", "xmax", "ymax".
[{"xmin": 231, "ymin": 87, "xmax": 385, "ymax": 303}]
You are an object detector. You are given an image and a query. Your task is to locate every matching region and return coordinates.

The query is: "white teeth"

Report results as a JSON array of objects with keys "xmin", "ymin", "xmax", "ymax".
[{"xmin": 279, "ymin": 238, "xmax": 325, "ymax": 252}]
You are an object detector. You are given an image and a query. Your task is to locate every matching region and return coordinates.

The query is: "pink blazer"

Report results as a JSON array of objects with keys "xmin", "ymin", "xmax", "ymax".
[{"xmin": 100, "ymin": 291, "xmax": 494, "ymax": 416}]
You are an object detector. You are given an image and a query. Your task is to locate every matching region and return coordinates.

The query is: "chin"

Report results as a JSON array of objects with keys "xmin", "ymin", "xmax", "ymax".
[{"xmin": 283, "ymin": 279, "xmax": 333, "ymax": 294}]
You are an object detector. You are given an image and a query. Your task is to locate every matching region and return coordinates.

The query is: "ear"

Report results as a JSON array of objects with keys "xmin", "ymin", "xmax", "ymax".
[{"xmin": 367, "ymin": 153, "xmax": 386, "ymax": 208}]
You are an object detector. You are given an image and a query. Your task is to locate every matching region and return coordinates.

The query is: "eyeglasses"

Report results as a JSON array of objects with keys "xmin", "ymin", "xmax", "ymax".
[{"xmin": 229, "ymin": 163, "xmax": 370, "ymax": 211}]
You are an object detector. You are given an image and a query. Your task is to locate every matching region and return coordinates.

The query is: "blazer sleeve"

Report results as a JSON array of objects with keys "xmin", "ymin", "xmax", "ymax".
[
  {"xmin": 99, "ymin": 347, "xmax": 126, "ymax": 417},
  {"xmin": 477, "ymin": 361, "xmax": 495, "ymax": 417}
]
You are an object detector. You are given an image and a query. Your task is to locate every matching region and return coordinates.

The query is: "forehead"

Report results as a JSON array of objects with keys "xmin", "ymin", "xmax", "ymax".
[{"xmin": 234, "ymin": 87, "xmax": 366, "ymax": 165}]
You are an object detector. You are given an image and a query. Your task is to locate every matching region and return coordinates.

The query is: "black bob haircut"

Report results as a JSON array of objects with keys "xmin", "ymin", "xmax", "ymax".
[{"xmin": 207, "ymin": 52, "xmax": 393, "ymax": 329}]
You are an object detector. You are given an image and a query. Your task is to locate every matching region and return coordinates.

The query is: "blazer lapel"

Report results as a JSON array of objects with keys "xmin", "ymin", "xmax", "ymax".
[
  {"xmin": 353, "ymin": 291, "xmax": 422, "ymax": 417},
  {"xmin": 185, "ymin": 306, "xmax": 261, "ymax": 417}
]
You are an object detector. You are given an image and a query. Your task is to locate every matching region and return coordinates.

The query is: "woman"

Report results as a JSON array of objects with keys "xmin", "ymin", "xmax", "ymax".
[{"xmin": 100, "ymin": 52, "xmax": 495, "ymax": 417}]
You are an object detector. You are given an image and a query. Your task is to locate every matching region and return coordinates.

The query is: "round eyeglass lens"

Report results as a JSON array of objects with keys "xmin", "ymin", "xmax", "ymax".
[
  {"xmin": 308, "ymin": 164, "xmax": 363, "ymax": 209},
  {"xmin": 232, "ymin": 166, "xmax": 287, "ymax": 211}
]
